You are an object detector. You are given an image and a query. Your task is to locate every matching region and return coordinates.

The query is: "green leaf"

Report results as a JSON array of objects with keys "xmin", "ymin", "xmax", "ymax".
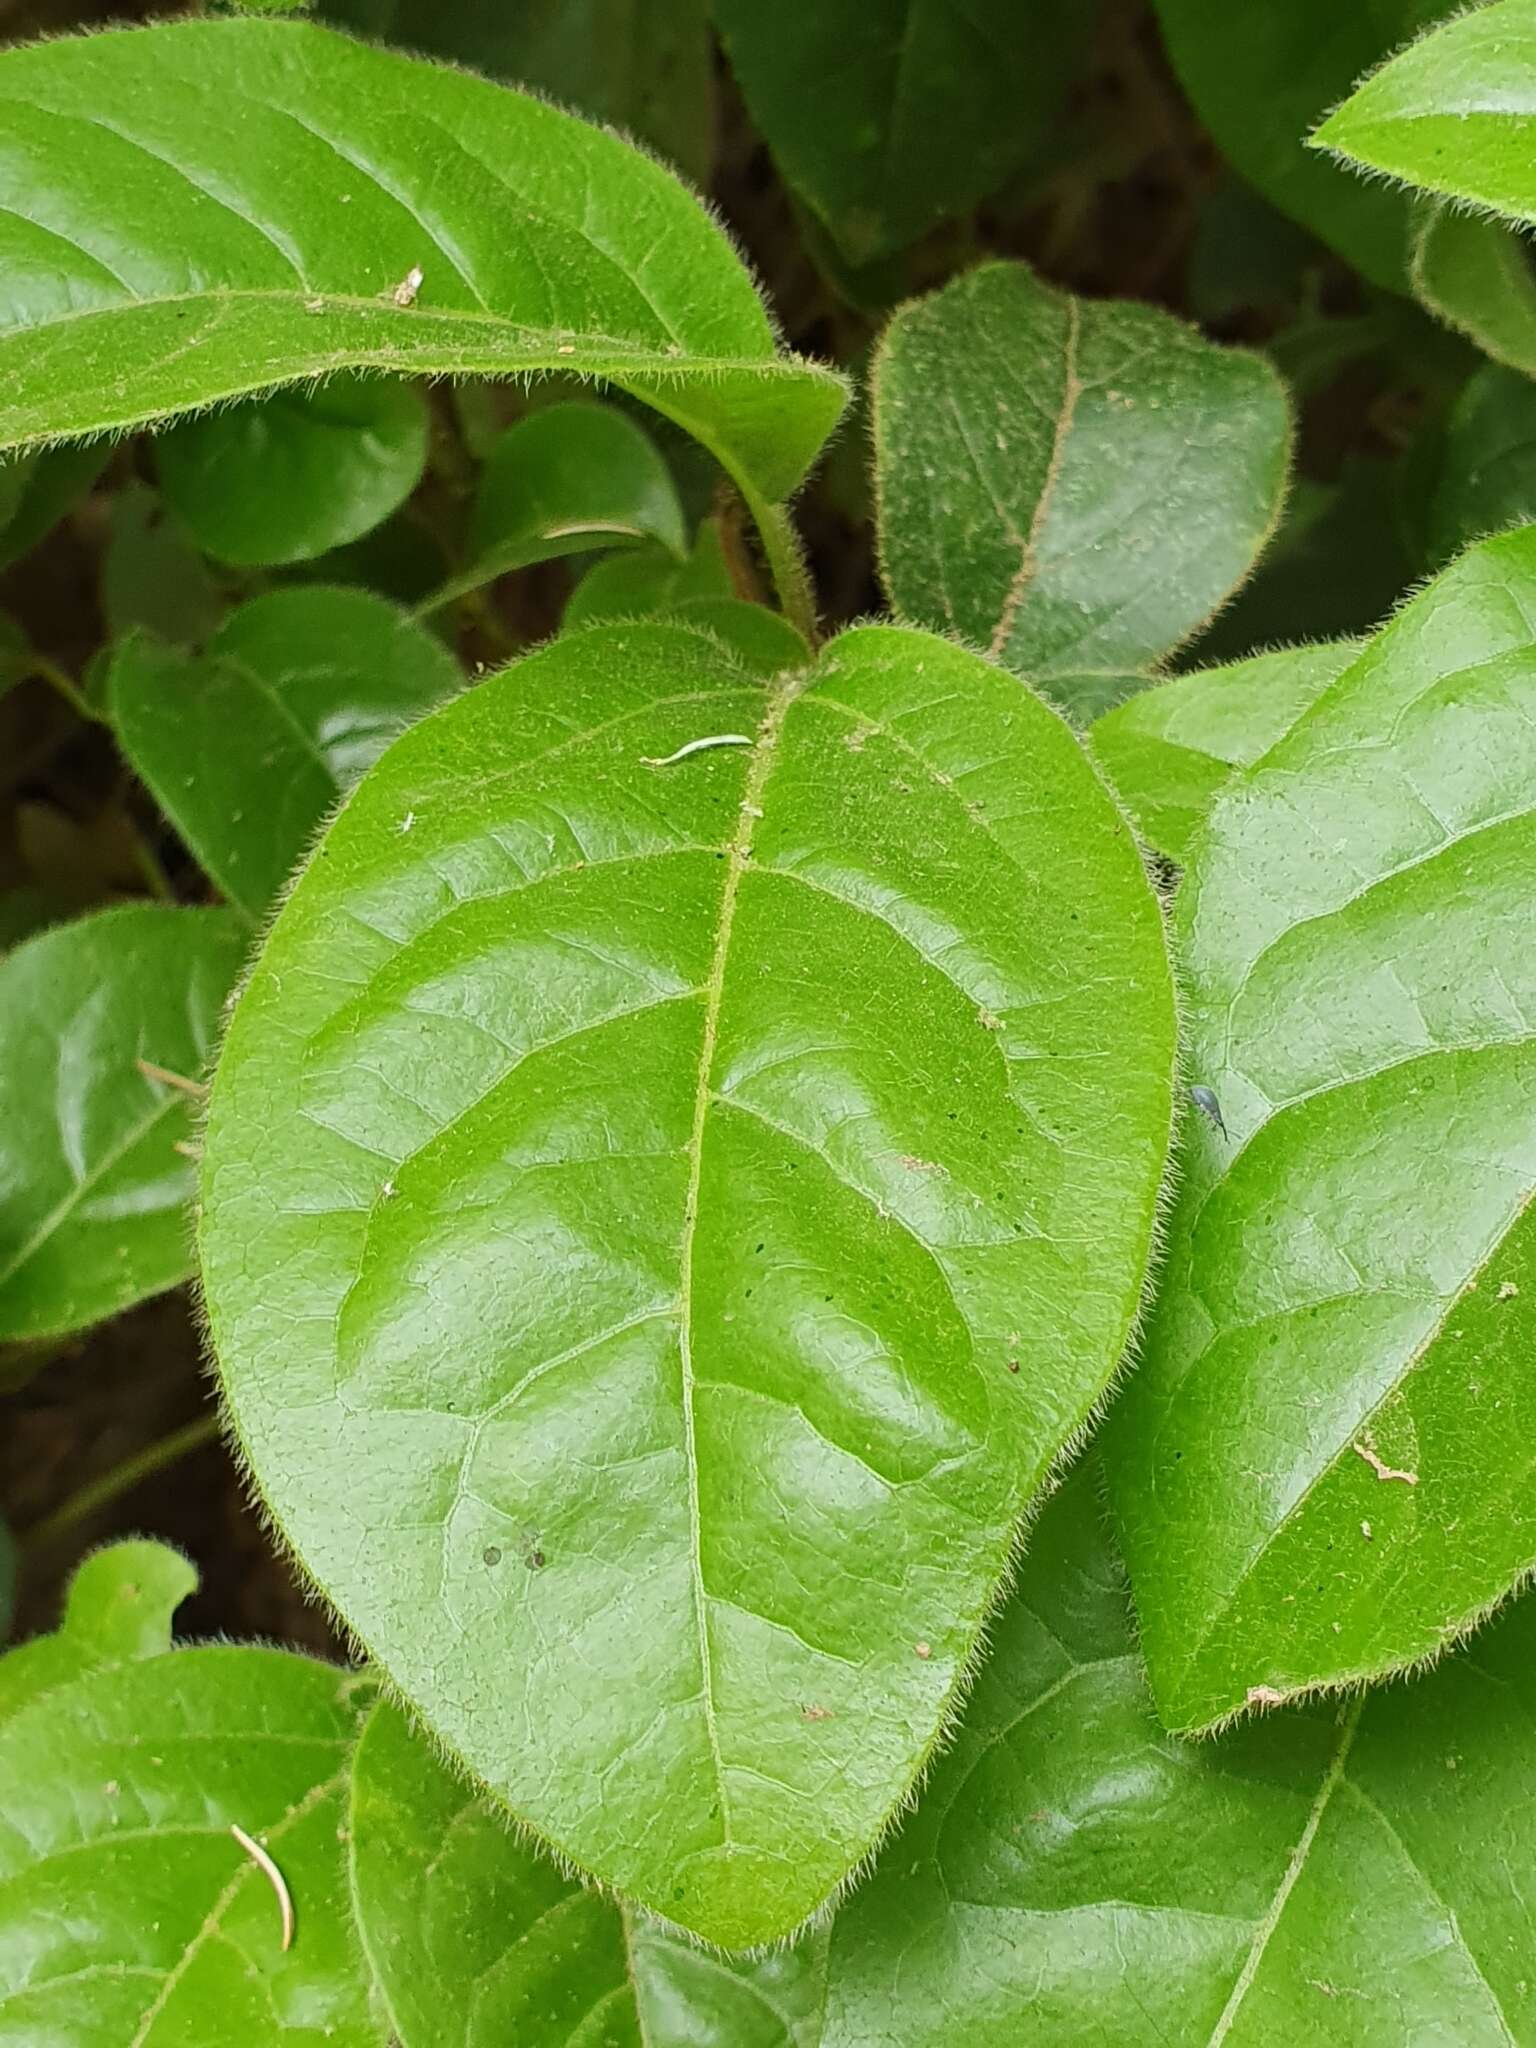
[
  {"xmin": 0, "ymin": 18, "xmax": 847, "ymax": 550},
  {"xmin": 565, "ymin": 514, "xmax": 733, "ymax": 626},
  {"xmin": 101, "ymin": 484, "xmax": 223, "ymax": 649},
  {"xmin": 1108, "ymin": 527, "xmax": 1536, "ymax": 1732},
  {"xmin": 426, "ymin": 399, "xmax": 686, "ymax": 613},
  {"xmin": 1088, "ymin": 641, "xmax": 1361, "ymax": 863},
  {"xmin": 715, "ymin": 0, "xmax": 1095, "ymax": 265},
  {"xmin": 321, "ymin": 0, "xmax": 716, "ymax": 187},
  {"xmin": 874, "ymin": 263, "xmax": 1290, "ymax": 704},
  {"xmin": 655, "ymin": 598, "xmax": 809, "ymax": 675},
  {"xmin": 1154, "ymin": 0, "xmax": 1452, "ymax": 288},
  {"xmin": 1424, "ymin": 365, "xmax": 1536, "ymax": 567},
  {"xmin": 110, "ymin": 586, "xmax": 462, "ymax": 919},
  {"xmin": 0, "ymin": 442, "xmax": 106, "ymax": 571},
  {"xmin": 350, "ymin": 1696, "xmax": 829, "ymax": 2046},
  {"xmin": 0, "ymin": 1539, "xmax": 195, "ymax": 1723},
  {"xmin": 0, "ymin": 1645, "xmax": 380, "ymax": 2044},
  {"xmin": 1412, "ymin": 203, "xmax": 1536, "ymax": 377},
  {"xmin": 822, "ymin": 1460, "xmax": 1536, "ymax": 2046},
  {"xmin": 1314, "ymin": 0, "xmax": 1536, "ymax": 229},
  {"xmin": 199, "ymin": 617, "xmax": 1176, "ymax": 1947},
  {"xmin": 0, "ymin": 904, "xmax": 246, "ymax": 1342},
  {"xmin": 157, "ymin": 375, "xmax": 429, "ymax": 568}
]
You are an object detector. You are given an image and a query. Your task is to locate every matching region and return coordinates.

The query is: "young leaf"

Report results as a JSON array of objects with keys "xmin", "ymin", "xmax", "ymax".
[
  {"xmin": 0, "ymin": 1539, "xmax": 195, "ymax": 1723},
  {"xmin": 350, "ymin": 1697, "xmax": 829, "ymax": 2046},
  {"xmin": 0, "ymin": 18, "xmax": 847, "ymax": 556},
  {"xmin": 874, "ymin": 263, "xmax": 1290, "ymax": 704},
  {"xmin": 0, "ymin": 905, "xmax": 246, "ymax": 1342},
  {"xmin": 321, "ymin": 0, "xmax": 717, "ymax": 186},
  {"xmin": 822, "ymin": 1461, "xmax": 1536, "ymax": 2046},
  {"xmin": 110, "ymin": 586, "xmax": 462, "ymax": 919},
  {"xmin": 157, "ymin": 375, "xmax": 429, "ymax": 568},
  {"xmin": 1108, "ymin": 528, "xmax": 1536, "ymax": 1732},
  {"xmin": 1424, "ymin": 366, "xmax": 1536, "ymax": 567},
  {"xmin": 1413, "ymin": 204, "xmax": 1536, "ymax": 379},
  {"xmin": 1313, "ymin": 0, "xmax": 1536, "ymax": 229},
  {"xmin": 0, "ymin": 1646, "xmax": 380, "ymax": 2044},
  {"xmin": 1088, "ymin": 641, "xmax": 1361, "ymax": 863},
  {"xmin": 424, "ymin": 399, "xmax": 686, "ymax": 612},
  {"xmin": 1155, "ymin": 0, "xmax": 1453, "ymax": 289},
  {"xmin": 199, "ymin": 617, "xmax": 1177, "ymax": 1947},
  {"xmin": 715, "ymin": 0, "xmax": 1095, "ymax": 264},
  {"xmin": 564, "ymin": 514, "xmax": 733, "ymax": 626}
]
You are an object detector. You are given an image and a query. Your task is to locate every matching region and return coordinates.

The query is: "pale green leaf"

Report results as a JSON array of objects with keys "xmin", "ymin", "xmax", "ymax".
[
  {"xmin": 874, "ymin": 262, "xmax": 1290, "ymax": 702},
  {"xmin": 1108, "ymin": 528, "xmax": 1536, "ymax": 1731},
  {"xmin": 1412, "ymin": 203, "xmax": 1536, "ymax": 377},
  {"xmin": 350, "ymin": 1696, "xmax": 829, "ymax": 2046},
  {"xmin": 157, "ymin": 375, "xmax": 429, "ymax": 568},
  {"xmin": 1089, "ymin": 641, "xmax": 1361, "ymax": 863},
  {"xmin": 0, "ymin": 18, "xmax": 847, "ymax": 543},
  {"xmin": 110, "ymin": 585, "xmax": 462, "ymax": 919},
  {"xmin": 1425, "ymin": 365, "xmax": 1536, "ymax": 565},
  {"xmin": 1314, "ymin": 0, "xmax": 1536, "ymax": 230},
  {"xmin": 0, "ymin": 1646, "xmax": 380, "ymax": 2044},
  {"xmin": 0, "ymin": 1539, "xmax": 195, "ymax": 1724},
  {"xmin": 426, "ymin": 399, "xmax": 685, "ymax": 613},
  {"xmin": 0, "ymin": 905, "xmax": 246, "ymax": 1342},
  {"xmin": 321, "ymin": 0, "xmax": 716, "ymax": 186},
  {"xmin": 821, "ymin": 1461, "xmax": 1536, "ymax": 2047},
  {"xmin": 199, "ymin": 617, "xmax": 1176, "ymax": 1947},
  {"xmin": 564, "ymin": 514, "xmax": 732, "ymax": 626},
  {"xmin": 715, "ymin": 0, "xmax": 1095, "ymax": 265}
]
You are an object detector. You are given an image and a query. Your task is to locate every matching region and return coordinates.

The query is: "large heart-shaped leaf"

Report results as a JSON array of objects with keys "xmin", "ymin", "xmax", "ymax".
[
  {"xmin": 0, "ymin": 1645, "xmax": 379, "ymax": 2044},
  {"xmin": 1108, "ymin": 528, "xmax": 1536, "ymax": 1732},
  {"xmin": 110, "ymin": 585, "xmax": 463, "ymax": 919},
  {"xmin": 873, "ymin": 262, "xmax": 1290, "ymax": 712},
  {"xmin": 1313, "ymin": 0, "xmax": 1536, "ymax": 229},
  {"xmin": 199, "ymin": 617, "xmax": 1176, "ymax": 1946},
  {"xmin": 820, "ymin": 1462, "xmax": 1536, "ymax": 2046},
  {"xmin": 350, "ymin": 1696, "xmax": 828, "ymax": 2046},
  {"xmin": 0, "ymin": 905, "xmax": 246, "ymax": 1342},
  {"xmin": 0, "ymin": 16, "xmax": 847, "ymax": 612}
]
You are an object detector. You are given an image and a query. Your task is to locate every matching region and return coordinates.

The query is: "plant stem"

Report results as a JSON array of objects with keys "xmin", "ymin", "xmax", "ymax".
[
  {"xmin": 28, "ymin": 655, "xmax": 103, "ymax": 725},
  {"xmin": 752, "ymin": 499, "xmax": 820, "ymax": 647},
  {"xmin": 23, "ymin": 1412, "xmax": 222, "ymax": 1555}
]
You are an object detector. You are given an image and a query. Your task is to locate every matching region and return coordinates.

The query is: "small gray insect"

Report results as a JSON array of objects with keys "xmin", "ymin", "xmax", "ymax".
[{"xmin": 1189, "ymin": 1085, "xmax": 1228, "ymax": 1139}]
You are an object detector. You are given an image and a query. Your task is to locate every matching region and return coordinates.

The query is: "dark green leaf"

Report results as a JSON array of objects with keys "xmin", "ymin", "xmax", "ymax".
[
  {"xmin": 0, "ymin": 1646, "xmax": 380, "ymax": 2043},
  {"xmin": 200, "ymin": 617, "xmax": 1176, "ymax": 1946},
  {"xmin": 874, "ymin": 262, "xmax": 1290, "ymax": 701},
  {"xmin": 101, "ymin": 484, "xmax": 223, "ymax": 649},
  {"xmin": 157, "ymin": 375, "xmax": 429, "ymax": 567},
  {"xmin": 1413, "ymin": 204, "xmax": 1536, "ymax": 378},
  {"xmin": 1425, "ymin": 364, "xmax": 1536, "ymax": 566},
  {"xmin": 1089, "ymin": 642, "xmax": 1361, "ymax": 863},
  {"xmin": 110, "ymin": 586, "xmax": 462, "ymax": 918},
  {"xmin": 822, "ymin": 1461, "xmax": 1536, "ymax": 2046},
  {"xmin": 1109, "ymin": 528, "xmax": 1536, "ymax": 1731},
  {"xmin": 564, "ymin": 514, "xmax": 733, "ymax": 626},
  {"xmin": 0, "ymin": 442, "xmax": 107, "ymax": 571},
  {"xmin": 350, "ymin": 1697, "xmax": 829, "ymax": 2045},
  {"xmin": 1314, "ymin": 0, "xmax": 1536, "ymax": 230},
  {"xmin": 0, "ymin": 19, "xmax": 847, "ymax": 544},
  {"xmin": 716, "ymin": 0, "xmax": 1096, "ymax": 264},
  {"xmin": 0, "ymin": 1539, "xmax": 195, "ymax": 1723},
  {"xmin": 0, "ymin": 905, "xmax": 246, "ymax": 1341}
]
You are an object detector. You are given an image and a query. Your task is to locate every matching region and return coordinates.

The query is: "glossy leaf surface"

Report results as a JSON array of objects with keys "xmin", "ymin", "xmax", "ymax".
[
  {"xmin": 429, "ymin": 400, "xmax": 685, "ymax": 611},
  {"xmin": 822, "ymin": 1463, "xmax": 1536, "ymax": 2046},
  {"xmin": 1155, "ymin": 0, "xmax": 1452, "ymax": 287},
  {"xmin": 715, "ymin": 0, "xmax": 1094, "ymax": 264},
  {"xmin": 1088, "ymin": 642, "xmax": 1359, "ymax": 863},
  {"xmin": 0, "ymin": 1539, "xmax": 194, "ymax": 1723},
  {"xmin": 350, "ymin": 1697, "xmax": 829, "ymax": 2046},
  {"xmin": 1109, "ymin": 528, "xmax": 1536, "ymax": 1730},
  {"xmin": 157, "ymin": 375, "xmax": 429, "ymax": 567},
  {"xmin": 111, "ymin": 586, "xmax": 462, "ymax": 918},
  {"xmin": 200, "ymin": 617, "xmax": 1176, "ymax": 1947},
  {"xmin": 0, "ymin": 906, "xmax": 245, "ymax": 1341},
  {"xmin": 0, "ymin": 19, "xmax": 847, "ymax": 514},
  {"xmin": 874, "ymin": 263, "xmax": 1289, "ymax": 698},
  {"xmin": 0, "ymin": 1646, "xmax": 379, "ymax": 2044},
  {"xmin": 1315, "ymin": 0, "xmax": 1536, "ymax": 229}
]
